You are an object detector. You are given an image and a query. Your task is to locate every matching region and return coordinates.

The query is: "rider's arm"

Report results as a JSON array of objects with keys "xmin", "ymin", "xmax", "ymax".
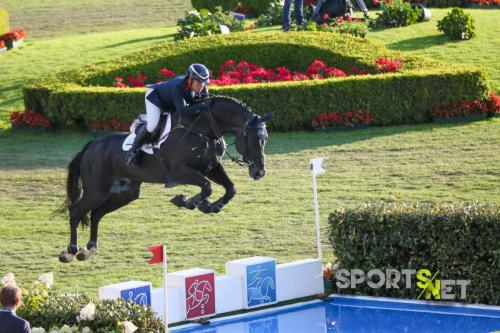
[{"xmin": 173, "ymin": 87, "xmax": 210, "ymax": 116}]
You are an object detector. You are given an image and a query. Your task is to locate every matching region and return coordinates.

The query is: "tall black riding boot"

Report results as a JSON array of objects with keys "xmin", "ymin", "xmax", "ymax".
[{"xmin": 126, "ymin": 126, "xmax": 151, "ymax": 166}]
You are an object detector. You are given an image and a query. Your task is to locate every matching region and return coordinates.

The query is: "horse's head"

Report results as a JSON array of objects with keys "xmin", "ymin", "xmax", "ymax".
[{"xmin": 235, "ymin": 113, "xmax": 273, "ymax": 180}]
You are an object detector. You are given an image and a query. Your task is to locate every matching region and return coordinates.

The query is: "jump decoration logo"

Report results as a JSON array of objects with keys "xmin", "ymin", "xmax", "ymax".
[
  {"xmin": 185, "ymin": 273, "xmax": 215, "ymax": 319},
  {"xmin": 120, "ymin": 285, "xmax": 151, "ymax": 306},
  {"xmin": 246, "ymin": 261, "xmax": 277, "ymax": 308},
  {"xmin": 335, "ymin": 268, "xmax": 470, "ymax": 300}
]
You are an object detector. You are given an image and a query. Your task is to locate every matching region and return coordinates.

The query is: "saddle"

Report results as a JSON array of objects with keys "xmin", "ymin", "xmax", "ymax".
[{"xmin": 122, "ymin": 113, "xmax": 172, "ymax": 154}]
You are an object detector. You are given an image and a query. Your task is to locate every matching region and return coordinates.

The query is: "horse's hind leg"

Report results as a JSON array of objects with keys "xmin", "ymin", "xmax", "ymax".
[
  {"xmin": 59, "ymin": 194, "xmax": 108, "ymax": 263},
  {"xmin": 77, "ymin": 180, "xmax": 141, "ymax": 261}
]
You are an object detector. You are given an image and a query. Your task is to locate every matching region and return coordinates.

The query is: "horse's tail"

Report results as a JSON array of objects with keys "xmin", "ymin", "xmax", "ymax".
[{"xmin": 56, "ymin": 141, "xmax": 93, "ymax": 221}]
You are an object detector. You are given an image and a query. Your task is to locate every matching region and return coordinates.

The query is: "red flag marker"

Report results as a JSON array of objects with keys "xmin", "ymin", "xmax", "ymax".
[{"xmin": 149, "ymin": 245, "xmax": 164, "ymax": 264}]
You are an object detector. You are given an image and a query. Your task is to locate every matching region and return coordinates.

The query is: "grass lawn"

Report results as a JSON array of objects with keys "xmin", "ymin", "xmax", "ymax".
[
  {"xmin": 0, "ymin": 0, "xmax": 191, "ymax": 39},
  {"xmin": 0, "ymin": 5, "xmax": 498, "ymax": 296},
  {"xmin": 0, "ymin": 119, "xmax": 499, "ymax": 295}
]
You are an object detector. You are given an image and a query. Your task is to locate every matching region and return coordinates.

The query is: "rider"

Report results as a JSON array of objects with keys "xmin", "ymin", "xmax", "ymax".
[{"xmin": 126, "ymin": 63, "xmax": 211, "ymax": 166}]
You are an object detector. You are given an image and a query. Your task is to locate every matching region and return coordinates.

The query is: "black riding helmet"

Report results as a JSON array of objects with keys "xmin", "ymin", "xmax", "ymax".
[{"xmin": 187, "ymin": 63, "xmax": 210, "ymax": 84}]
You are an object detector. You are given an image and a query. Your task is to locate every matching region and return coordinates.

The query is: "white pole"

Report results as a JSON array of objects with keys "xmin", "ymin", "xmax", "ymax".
[
  {"xmin": 163, "ymin": 244, "xmax": 169, "ymax": 333},
  {"xmin": 312, "ymin": 172, "xmax": 323, "ymax": 261}
]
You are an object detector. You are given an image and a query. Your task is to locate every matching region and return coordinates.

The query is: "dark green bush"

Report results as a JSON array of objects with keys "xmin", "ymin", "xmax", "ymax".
[
  {"xmin": 0, "ymin": 8, "xmax": 9, "ymax": 35},
  {"xmin": 437, "ymin": 7, "xmax": 476, "ymax": 40},
  {"xmin": 371, "ymin": 0, "xmax": 423, "ymax": 28},
  {"xmin": 328, "ymin": 202, "xmax": 500, "ymax": 305},
  {"xmin": 246, "ymin": 0, "xmax": 275, "ymax": 16},
  {"xmin": 176, "ymin": 7, "xmax": 243, "ymax": 40},
  {"xmin": 23, "ymin": 32, "xmax": 489, "ymax": 131},
  {"xmin": 19, "ymin": 295, "xmax": 163, "ymax": 332},
  {"xmin": 191, "ymin": 0, "xmax": 239, "ymax": 12},
  {"xmin": 256, "ymin": 0, "xmax": 283, "ymax": 27}
]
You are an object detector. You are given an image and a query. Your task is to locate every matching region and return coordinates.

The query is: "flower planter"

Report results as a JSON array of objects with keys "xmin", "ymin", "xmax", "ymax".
[
  {"xmin": 323, "ymin": 279, "xmax": 334, "ymax": 291},
  {"xmin": 314, "ymin": 124, "xmax": 369, "ymax": 131},
  {"xmin": 432, "ymin": 113, "xmax": 487, "ymax": 124},
  {"xmin": 6, "ymin": 38, "xmax": 24, "ymax": 49},
  {"xmin": 11, "ymin": 124, "xmax": 55, "ymax": 133}
]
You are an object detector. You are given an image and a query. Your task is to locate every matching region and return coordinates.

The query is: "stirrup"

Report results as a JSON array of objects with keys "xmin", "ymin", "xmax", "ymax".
[{"xmin": 126, "ymin": 150, "xmax": 140, "ymax": 166}]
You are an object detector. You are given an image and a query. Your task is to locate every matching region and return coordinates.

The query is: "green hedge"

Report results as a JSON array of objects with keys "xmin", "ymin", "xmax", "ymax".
[
  {"xmin": 0, "ymin": 9, "xmax": 9, "ymax": 35},
  {"xmin": 328, "ymin": 202, "xmax": 500, "ymax": 305},
  {"xmin": 23, "ymin": 32, "xmax": 490, "ymax": 131}
]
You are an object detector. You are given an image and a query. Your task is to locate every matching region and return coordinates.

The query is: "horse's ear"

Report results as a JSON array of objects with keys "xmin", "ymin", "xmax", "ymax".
[{"xmin": 258, "ymin": 112, "xmax": 273, "ymax": 124}]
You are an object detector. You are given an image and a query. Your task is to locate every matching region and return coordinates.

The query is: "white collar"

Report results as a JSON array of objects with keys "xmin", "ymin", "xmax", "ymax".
[{"xmin": 0, "ymin": 307, "xmax": 15, "ymax": 314}]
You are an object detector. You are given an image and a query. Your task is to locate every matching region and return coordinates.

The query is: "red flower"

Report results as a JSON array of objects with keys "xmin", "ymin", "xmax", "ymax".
[
  {"xmin": 10, "ymin": 110, "xmax": 51, "ymax": 128},
  {"xmin": 323, "ymin": 13, "xmax": 330, "ymax": 20}
]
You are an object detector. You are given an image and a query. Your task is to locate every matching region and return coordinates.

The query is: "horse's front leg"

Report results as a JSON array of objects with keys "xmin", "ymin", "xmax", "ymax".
[
  {"xmin": 169, "ymin": 167, "xmax": 212, "ymax": 210},
  {"xmin": 197, "ymin": 163, "xmax": 236, "ymax": 214}
]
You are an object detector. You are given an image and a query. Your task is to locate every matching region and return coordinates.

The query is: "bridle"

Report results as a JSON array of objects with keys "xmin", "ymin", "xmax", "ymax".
[{"xmin": 172, "ymin": 98, "xmax": 263, "ymax": 167}]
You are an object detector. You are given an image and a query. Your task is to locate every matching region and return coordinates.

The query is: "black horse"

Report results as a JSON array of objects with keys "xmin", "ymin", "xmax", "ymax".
[{"xmin": 58, "ymin": 96, "xmax": 272, "ymax": 263}]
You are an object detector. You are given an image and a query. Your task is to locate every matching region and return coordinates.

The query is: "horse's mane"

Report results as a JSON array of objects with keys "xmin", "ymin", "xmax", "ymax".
[{"xmin": 211, "ymin": 95, "xmax": 255, "ymax": 117}]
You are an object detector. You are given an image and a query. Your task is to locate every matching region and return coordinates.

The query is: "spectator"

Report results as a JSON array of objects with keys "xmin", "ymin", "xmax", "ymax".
[
  {"xmin": 0, "ymin": 285, "xmax": 30, "ymax": 333},
  {"xmin": 283, "ymin": 0, "xmax": 304, "ymax": 31}
]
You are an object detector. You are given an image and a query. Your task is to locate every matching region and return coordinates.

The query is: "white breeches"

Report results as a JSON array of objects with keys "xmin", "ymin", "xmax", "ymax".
[{"xmin": 145, "ymin": 88, "xmax": 161, "ymax": 133}]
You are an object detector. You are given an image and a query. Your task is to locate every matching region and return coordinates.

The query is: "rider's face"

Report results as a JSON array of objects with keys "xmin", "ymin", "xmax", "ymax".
[{"xmin": 191, "ymin": 79, "xmax": 205, "ymax": 93}]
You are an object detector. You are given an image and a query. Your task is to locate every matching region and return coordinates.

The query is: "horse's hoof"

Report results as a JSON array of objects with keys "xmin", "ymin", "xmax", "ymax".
[
  {"xmin": 197, "ymin": 199, "xmax": 212, "ymax": 213},
  {"xmin": 184, "ymin": 200, "xmax": 198, "ymax": 210},
  {"xmin": 59, "ymin": 251, "xmax": 74, "ymax": 263},
  {"xmin": 170, "ymin": 194, "xmax": 187, "ymax": 208},
  {"xmin": 76, "ymin": 247, "xmax": 96, "ymax": 261},
  {"xmin": 211, "ymin": 202, "xmax": 224, "ymax": 213}
]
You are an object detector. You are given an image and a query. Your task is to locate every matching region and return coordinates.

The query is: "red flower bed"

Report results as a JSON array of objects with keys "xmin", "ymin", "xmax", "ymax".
[
  {"xmin": 468, "ymin": 0, "xmax": 499, "ymax": 5},
  {"xmin": 431, "ymin": 94, "xmax": 499, "ymax": 118},
  {"xmin": 113, "ymin": 59, "xmax": 401, "ymax": 88},
  {"xmin": 89, "ymin": 119, "xmax": 131, "ymax": 131},
  {"xmin": 1, "ymin": 29, "xmax": 26, "ymax": 42},
  {"xmin": 375, "ymin": 57, "xmax": 402, "ymax": 73},
  {"xmin": 311, "ymin": 110, "xmax": 372, "ymax": 129},
  {"xmin": 10, "ymin": 110, "xmax": 51, "ymax": 128}
]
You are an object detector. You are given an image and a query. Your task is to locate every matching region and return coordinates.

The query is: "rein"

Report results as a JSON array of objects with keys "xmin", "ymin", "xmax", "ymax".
[{"xmin": 171, "ymin": 99, "xmax": 248, "ymax": 167}]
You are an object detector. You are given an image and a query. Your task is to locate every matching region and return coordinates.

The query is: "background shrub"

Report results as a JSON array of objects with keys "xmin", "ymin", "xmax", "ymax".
[
  {"xmin": 371, "ymin": 0, "xmax": 423, "ymax": 28},
  {"xmin": 0, "ymin": 8, "xmax": 9, "ymax": 35},
  {"xmin": 191, "ymin": 0, "xmax": 239, "ymax": 12},
  {"xmin": 175, "ymin": 7, "xmax": 243, "ymax": 40},
  {"xmin": 328, "ymin": 202, "xmax": 500, "ymax": 305},
  {"xmin": 437, "ymin": 7, "xmax": 476, "ymax": 40},
  {"xmin": 256, "ymin": 0, "xmax": 284, "ymax": 27}
]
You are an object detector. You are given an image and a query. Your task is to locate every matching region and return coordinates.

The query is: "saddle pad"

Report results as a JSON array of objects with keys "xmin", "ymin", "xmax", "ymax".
[{"xmin": 122, "ymin": 114, "xmax": 172, "ymax": 154}]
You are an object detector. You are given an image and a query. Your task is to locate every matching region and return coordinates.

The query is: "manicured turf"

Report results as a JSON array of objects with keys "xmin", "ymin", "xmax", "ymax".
[{"xmin": 0, "ymin": 119, "xmax": 499, "ymax": 295}]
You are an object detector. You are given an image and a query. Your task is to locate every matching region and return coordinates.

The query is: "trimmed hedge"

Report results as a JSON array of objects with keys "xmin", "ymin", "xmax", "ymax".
[
  {"xmin": 23, "ymin": 32, "xmax": 490, "ymax": 131},
  {"xmin": 0, "ymin": 9, "xmax": 8, "ymax": 35},
  {"xmin": 328, "ymin": 202, "xmax": 500, "ymax": 305}
]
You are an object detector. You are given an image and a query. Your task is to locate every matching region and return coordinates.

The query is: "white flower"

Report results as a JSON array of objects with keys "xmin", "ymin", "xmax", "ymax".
[
  {"xmin": 60, "ymin": 325, "xmax": 72, "ymax": 333},
  {"xmin": 1, "ymin": 272, "xmax": 16, "ymax": 287},
  {"xmin": 38, "ymin": 272, "xmax": 54, "ymax": 289},
  {"xmin": 123, "ymin": 321, "xmax": 138, "ymax": 333},
  {"xmin": 81, "ymin": 327, "xmax": 93, "ymax": 333},
  {"xmin": 31, "ymin": 328, "xmax": 47, "ymax": 333},
  {"xmin": 49, "ymin": 328, "xmax": 60, "ymax": 333},
  {"xmin": 79, "ymin": 302, "xmax": 96, "ymax": 321},
  {"xmin": 71, "ymin": 325, "xmax": 79, "ymax": 333}
]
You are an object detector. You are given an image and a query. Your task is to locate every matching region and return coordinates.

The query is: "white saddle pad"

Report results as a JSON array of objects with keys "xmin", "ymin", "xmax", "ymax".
[{"xmin": 122, "ymin": 114, "xmax": 172, "ymax": 154}]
